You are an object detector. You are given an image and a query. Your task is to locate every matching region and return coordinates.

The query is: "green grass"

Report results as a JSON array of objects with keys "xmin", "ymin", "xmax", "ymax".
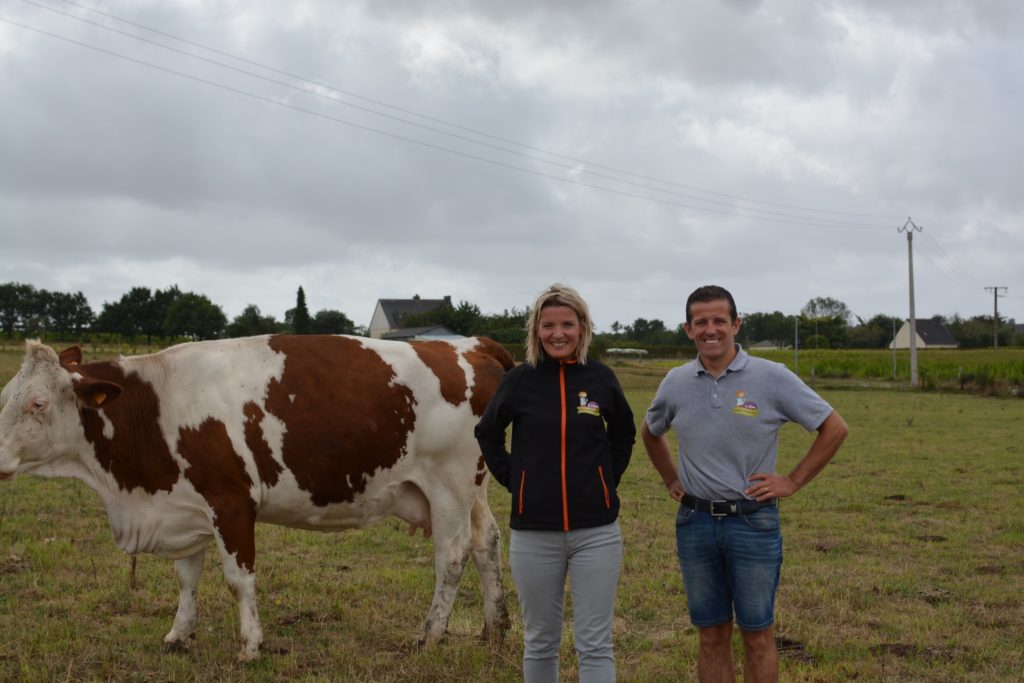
[{"xmin": 0, "ymin": 350, "xmax": 1022, "ymax": 680}]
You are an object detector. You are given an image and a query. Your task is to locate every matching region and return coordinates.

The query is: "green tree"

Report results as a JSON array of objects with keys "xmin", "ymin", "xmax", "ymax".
[
  {"xmin": 477, "ymin": 307, "xmax": 528, "ymax": 343},
  {"xmin": 448, "ymin": 300, "xmax": 483, "ymax": 336},
  {"xmin": 401, "ymin": 300, "xmax": 482, "ymax": 336},
  {"xmin": 48, "ymin": 291, "xmax": 95, "ymax": 341},
  {"xmin": 311, "ymin": 309, "xmax": 356, "ymax": 335},
  {"xmin": 672, "ymin": 323, "xmax": 694, "ymax": 345},
  {"xmin": 945, "ymin": 314, "xmax": 1014, "ymax": 348},
  {"xmin": 0, "ymin": 283, "xmax": 95, "ymax": 341},
  {"xmin": 164, "ymin": 293, "xmax": 226, "ymax": 340},
  {"xmin": 228, "ymin": 305, "xmax": 281, "ymax": 337},
  {"xmin": 0, "ymin": 282, "xmax": 29, "ymax": 338},
  {"xmin": 624, "ymin": 317, "xmax": 674, "ymax": 344},
  {"xmin": 801, "ymin": 297, "xmax": 852, "ymax": 322},
  {"xmin": 68, "ymin": 291, "xmax": 95, "ymax": 339},
  {"xmin": 797, "ymin": 315, "xmax": 848, "ymax": 349},
  {"xmin": 95, "ymin": 287, "xmax": 153, "ymax": 341},
  {"xmin": 20, "ymin": 286, "xmax": 50, "ymax": 337},
  {"xmin": 286, "ymin": 286, "xmax": 312, "ymax": 335},
  {"xmin": 849, "ymin": 314, "xmax": 901, "ymax": 349},
  {"xmin": 149, "ymin": 285, "xmax": 182, "ymax": 342},
  {"xmin": 740, "ymin": 311, "xmax": 793, "ymax": 348},
  {"xmin": 799, "ymin": 297, "xmax": 851, "ymax": 349}
]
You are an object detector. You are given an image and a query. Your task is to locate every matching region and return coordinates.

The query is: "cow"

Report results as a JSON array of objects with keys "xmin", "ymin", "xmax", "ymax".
[{"xmin": 0, "ymin": 335, "xmax": 513, "ymax": 660}]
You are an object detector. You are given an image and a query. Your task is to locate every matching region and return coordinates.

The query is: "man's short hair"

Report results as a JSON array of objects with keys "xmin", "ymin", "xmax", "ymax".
[{"xmin": 686, "ymin": 285, "xmax": 738, "ymax": 324}]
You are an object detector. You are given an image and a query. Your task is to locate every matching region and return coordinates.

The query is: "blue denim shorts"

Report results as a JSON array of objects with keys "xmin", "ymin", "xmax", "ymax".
[{"xmin": 674, "ymin": 502, "xmax": 782, "ymax": 631}]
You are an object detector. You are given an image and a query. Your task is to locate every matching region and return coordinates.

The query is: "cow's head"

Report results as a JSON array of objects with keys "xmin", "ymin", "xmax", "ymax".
[{"xmin": 0, "ymin": 341, "xmax": 121, "ymax": 479}]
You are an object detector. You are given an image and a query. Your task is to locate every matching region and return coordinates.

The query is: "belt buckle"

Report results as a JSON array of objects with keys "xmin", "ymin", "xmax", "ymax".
[{"xmin": 709, "ymin": 500, "xmax": 733, "ymax": 517}]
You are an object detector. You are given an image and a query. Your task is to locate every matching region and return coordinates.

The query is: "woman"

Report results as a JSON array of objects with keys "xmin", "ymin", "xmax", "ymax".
[{"xmin": 475, "ymin": 283, "xmax": 635, "ymax": 683}]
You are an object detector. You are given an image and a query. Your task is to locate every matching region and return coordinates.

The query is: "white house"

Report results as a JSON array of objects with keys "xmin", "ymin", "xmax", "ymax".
[
  {"xmin": 889, "ymin": 318, "xmax": 958, "ymax": 350},
  {"xmin": 368, "ymin": 295, "xmax": 454, "ymax": 339}
]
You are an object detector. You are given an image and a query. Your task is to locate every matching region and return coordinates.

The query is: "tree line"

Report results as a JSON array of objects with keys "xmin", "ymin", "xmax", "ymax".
[
  {"xmin": 404, "ymin": 296, "xmax": 1022, "ymax": 350},
  {"xmin": 0, "ymin": 282, "xmax": 354, "ymax": 343},
  {"xmin": 1, "ymin": 283, "xmax": 1018, "ymax": 349}
]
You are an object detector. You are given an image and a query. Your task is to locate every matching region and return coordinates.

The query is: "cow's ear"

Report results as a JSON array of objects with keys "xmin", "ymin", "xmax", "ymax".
[
  {"xmin": 59, "ymin": 346, "xmax": 83, "ymax": 369},
  {"xmin": 74, "ymin": 379, "xmax": 122, "ymax": 408}
]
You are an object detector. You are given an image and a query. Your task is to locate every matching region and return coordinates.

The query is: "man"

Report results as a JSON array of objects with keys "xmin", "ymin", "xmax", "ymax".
[{"xmin": 642, "ymin": 285, "xmax": 848, "ymax": 683}]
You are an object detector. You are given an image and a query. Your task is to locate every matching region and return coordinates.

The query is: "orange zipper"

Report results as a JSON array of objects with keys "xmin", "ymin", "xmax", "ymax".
[
  {"xmin": 559, "ymin": 362, "xmax": 569, "ymax": 531},
  {"xmin": 598, "ymin": 466, "xmax": 611, "ymax": 509}
]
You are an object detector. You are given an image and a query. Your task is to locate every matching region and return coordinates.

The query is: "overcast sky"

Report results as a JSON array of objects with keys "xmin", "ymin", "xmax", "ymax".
[{"xmin": 2, "ymin": 0, "xmax": 1022, "ymax": 332}]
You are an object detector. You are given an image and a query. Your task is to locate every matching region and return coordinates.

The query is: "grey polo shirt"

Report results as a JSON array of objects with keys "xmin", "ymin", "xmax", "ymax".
[{"xmin": 645, "ymin": 345, "xmax": 833, "ymax": 501}]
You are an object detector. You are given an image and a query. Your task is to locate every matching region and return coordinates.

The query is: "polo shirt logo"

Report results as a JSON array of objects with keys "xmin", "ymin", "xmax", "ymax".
[
  {"xmin": 733, "ymin": 390, "xmax": 759, "ymax": 417},
  {"xmin": 577, "ymin": 390, "xmax": 601, "ymax": 416}
]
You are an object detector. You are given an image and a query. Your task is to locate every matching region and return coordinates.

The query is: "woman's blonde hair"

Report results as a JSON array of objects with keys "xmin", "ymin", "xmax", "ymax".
[{"xmin": 524, "ymin": 283, "xmax": 593, "ymax": 367}]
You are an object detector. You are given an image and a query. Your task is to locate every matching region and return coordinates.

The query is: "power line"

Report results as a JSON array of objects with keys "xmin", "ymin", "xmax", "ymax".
[
  {"xmin": 3, "ymin": 16, "xmax": 895, "ymax": 230},
  {"xmin": 19, "ymin": 0, "xmax": 885, "ymax": 228},
  {"xmin": 23, "ymin": 0, "xmax": 902, "ymax": 226},
  {"xmin": 918, "ymin": 231, "xmax": 985, "ymax": 289}
]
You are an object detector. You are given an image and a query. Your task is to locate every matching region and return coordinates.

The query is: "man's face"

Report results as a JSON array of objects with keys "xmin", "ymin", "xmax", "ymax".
[{"xmin": 684, "ymin": 299, "xmax": 741, "ymax": 364}]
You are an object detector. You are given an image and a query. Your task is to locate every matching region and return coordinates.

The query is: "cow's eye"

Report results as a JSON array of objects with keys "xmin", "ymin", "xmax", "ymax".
[{"xmin": 29, "ymin": 398, "xmax": 49, "ymax": 415}]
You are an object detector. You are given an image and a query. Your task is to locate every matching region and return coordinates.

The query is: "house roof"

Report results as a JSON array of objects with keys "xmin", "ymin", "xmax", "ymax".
[
  {"xmin": 381, "ymin": 325, "xmax": 461, "ymax": 341},
  {"xmin": 915, "ymin": 318, "xmax": 958, "ymax": 346},
  {"xmin": 376, "ymin": 297, "xmax": 450, "ymax": 328}
]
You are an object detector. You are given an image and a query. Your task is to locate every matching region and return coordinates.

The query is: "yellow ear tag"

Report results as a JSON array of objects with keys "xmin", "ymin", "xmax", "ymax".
[{"xmin": 93, "ymin": 392, "xmax": 107, "ymax": 406}]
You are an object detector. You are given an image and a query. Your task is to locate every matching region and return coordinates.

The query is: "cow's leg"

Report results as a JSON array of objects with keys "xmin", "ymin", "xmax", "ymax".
[
  {"xmin": 470, "ymin": 487, "xmax": 509, "ymax": 643},
  {"xmin": 420, "ymin": 496, "xmax": 473, "ymax": 646},
  {"xmin": 163, "ymin": 549, "xmax": 205, "ymax": 652},
  {"xmin": 211, "ymin": 519, "xmax": 263, "ymax": 661}
]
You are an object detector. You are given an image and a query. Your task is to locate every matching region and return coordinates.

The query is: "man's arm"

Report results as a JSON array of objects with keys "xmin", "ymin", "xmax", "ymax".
[
  {"xmin": 641, "ymin": 420, "xmax": 685, "ymax": 501},
  {"xmin": 746, "ymin": 410, "xmax": 849, "ymax": 501}
]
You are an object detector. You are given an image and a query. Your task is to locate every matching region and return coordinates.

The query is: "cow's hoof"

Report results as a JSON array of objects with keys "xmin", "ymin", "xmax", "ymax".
[
  {"xmin": 260, "ymin": 640, "xmax": 291, "ymax": 656},
  {"xmin": 480, "ymin": 606, "xmax": 511, "ymax": 644},
  {"xmin": 237, "ymin": 645, "xmax": 261, "ymax": 662},
  {"xmin": 417, "ymin": 631, "xmax": 445, "ymax": 649},
  {"xmin": 163, "ymin": 638, "xmax": 191, "ymax": 654},
  {"xmin": 479, "ymin": 624, "xmax": 508, "ymax": 645}
]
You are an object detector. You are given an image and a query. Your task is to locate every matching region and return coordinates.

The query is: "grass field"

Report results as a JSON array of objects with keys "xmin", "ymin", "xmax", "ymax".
[
  {"xmin": 0, "ymin": 347, "xmax": 1021, "ymax": 681},
  {"xmin": 747, "ymin": 348, "xmax": 1024, "ymax": 395}
]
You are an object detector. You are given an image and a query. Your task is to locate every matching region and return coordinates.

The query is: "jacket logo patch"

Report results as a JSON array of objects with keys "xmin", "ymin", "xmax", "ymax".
[
  {"xmin": 732, "ymin": 390, "xmax": 759, "ymax": 417},
  {"xmin": 577, "ymin": 390, "xmax": 601, "ymax": 416}
]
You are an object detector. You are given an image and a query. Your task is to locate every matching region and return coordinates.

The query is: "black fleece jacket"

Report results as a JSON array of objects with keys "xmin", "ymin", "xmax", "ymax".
[{"xmin": 474, "ymin": 357, "xmax": 636, "ymax": 531}]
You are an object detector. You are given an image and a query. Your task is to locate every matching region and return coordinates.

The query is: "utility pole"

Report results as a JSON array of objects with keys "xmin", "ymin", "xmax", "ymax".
[
  {"xmin": 984, "ymin": 286, "xmax": 1008, "ymax": 348},
  {"xmin": 892, "ymin": 317, "xmax": 897, "ymax": 380},
  {"xmin": 794, "ymin": 317, "xmax": 799, "ymax": 374},
  {"xmin": 898, "ymin": 218, "xmax": 922, "ymax": 386}
]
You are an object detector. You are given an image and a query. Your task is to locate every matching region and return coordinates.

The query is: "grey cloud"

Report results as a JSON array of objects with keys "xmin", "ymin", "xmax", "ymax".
[{"xmin": 1, "ymin": 0, "xmax": 1020, "ymax": 328}]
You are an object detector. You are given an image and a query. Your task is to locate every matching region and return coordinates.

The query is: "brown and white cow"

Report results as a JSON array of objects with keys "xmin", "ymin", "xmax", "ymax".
[{"xmin": 0, "ymin": 335, "xmax": 512, "ymax": 660}]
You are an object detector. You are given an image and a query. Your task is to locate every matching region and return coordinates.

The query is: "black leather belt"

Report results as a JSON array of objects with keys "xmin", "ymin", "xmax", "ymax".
[{"xmin": 681, "ymin": 493, "xmax": 776, "ymax": 517}]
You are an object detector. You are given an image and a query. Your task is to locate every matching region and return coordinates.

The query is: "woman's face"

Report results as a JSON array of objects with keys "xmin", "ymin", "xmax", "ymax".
[{"xmin": 538, "ymin": 305, "xmax": 581, "ymax": 361}]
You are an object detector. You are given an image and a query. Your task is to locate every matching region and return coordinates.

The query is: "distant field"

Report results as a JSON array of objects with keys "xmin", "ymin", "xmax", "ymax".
[
  {"xmin": 646, "ymin": 347, "xmax": 1024, "ymax": 396},
  {"xmin": 0, "ymin": 345, "xmax": 1021, "ymax": 681}
]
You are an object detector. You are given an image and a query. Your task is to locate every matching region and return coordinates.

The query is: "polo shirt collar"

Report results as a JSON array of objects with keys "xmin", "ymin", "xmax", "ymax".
[{"xmin": 693, "ymin": 344, "xmax": 749, "ymax": 377}]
